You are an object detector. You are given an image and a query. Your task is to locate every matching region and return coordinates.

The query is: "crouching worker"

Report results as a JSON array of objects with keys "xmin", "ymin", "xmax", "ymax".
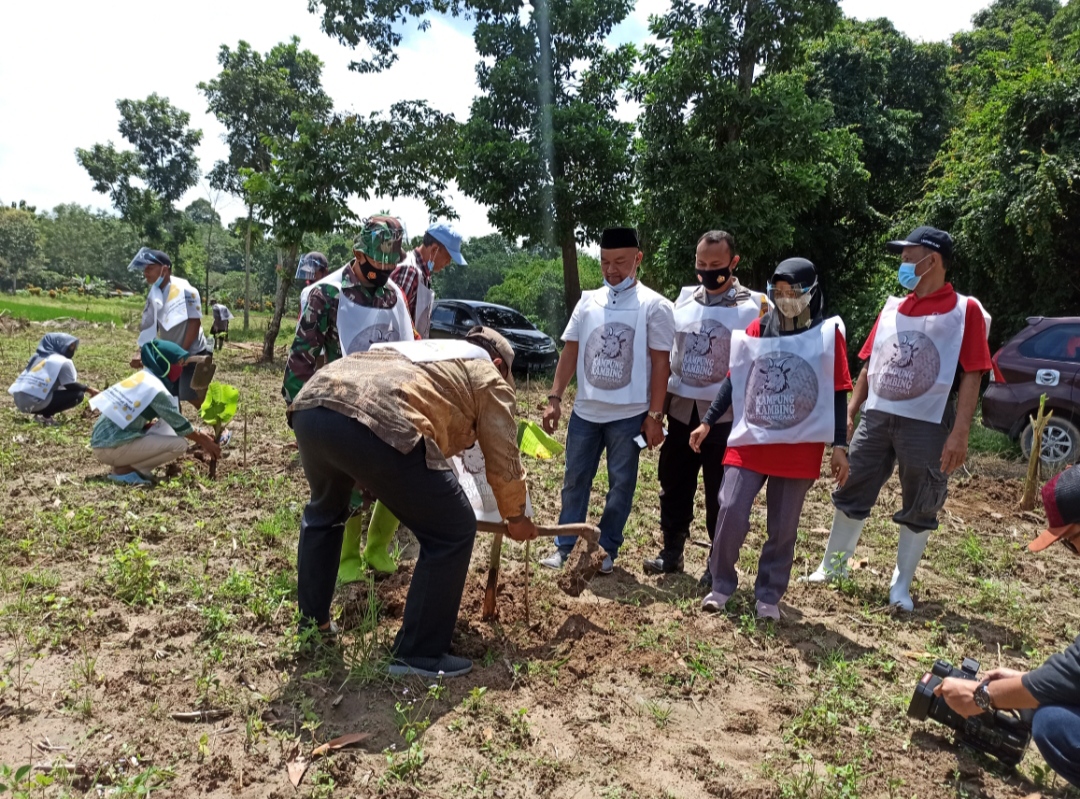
[
  {"xmin": 288, "ymin": 327, "xmax": 537, "ymax": 678},
  {"xmin": 690, "ymin": 258, "xmax": 852, "ymax": 620},
  {"xmin": 9, "ymin": 333, "xmax": 97, "ymax": 424},
  {"xmin": 90, "ymin": 340, "xmax": 221, "ymax": 486},
  {"xmin": 933, "ymin": 465, "xmax": 1080, "ymax": 789}
]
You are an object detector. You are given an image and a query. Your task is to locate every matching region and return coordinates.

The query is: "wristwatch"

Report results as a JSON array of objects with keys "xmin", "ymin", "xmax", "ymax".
[
  {"xmin": 973, "ymin": 681, "xmax": 995, "ymax": 712},
  {"xmin": 648, "ymin": 411, "xmax": 665, "ymax": 423}
]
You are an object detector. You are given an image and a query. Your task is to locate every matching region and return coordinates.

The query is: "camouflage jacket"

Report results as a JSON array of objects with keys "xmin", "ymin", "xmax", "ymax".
[{"xmin": 281, "ymin": 263, "xmax": 404, "ymax": 403}]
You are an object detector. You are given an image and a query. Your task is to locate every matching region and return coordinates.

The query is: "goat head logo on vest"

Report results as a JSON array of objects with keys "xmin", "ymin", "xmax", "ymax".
[
  {"xmin": 349, "ymin": 324, "xmax": 395, "ymax": 354},
  {"xmin": 873, "ymin": 331, "xmax": 940, "ymax": 400},
  {"xmin": 584, "ymin": 322, "xmax": 636, "ymax": 390},
  {"xmin": 743, "ymin": 352, "xmax": 819, "ymax": 429},
  {"xmin": 675, "ymin": 320, "xmax": 732, "ymax": 387}
]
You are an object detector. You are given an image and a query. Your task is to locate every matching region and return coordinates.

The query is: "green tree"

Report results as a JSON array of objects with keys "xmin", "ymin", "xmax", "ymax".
[
  {"xmin": 75, "ymin": 94, "xmax": 202, "ymax": 257},
  {"xmin": 457, "ymin": 0, "xmax": 636, "ymax": 318},
  {"xmin": 309, "ymin": 0, "xmax": 635, "ymax": 319},
  {"xmin": 793, "ymin": 18, "xmax": 955, "ymax": 345},
  {"xmin": 917, "ymin": 0, "xmax": 1080, "ymax": 345},
  {"xmin": 199, "ymin": 38, "xmax": 334, "ymax": 330},
  {"xmin": 244, "ymin": 102, "xmax": 458, "ymax": 361},
  {"xmin": 37, "ymin": 204, "xmax": 143, "ymax": 290},
  {"xmin": 486, "ymin": 252, "xmax": 602, "ymax": 339},
  {"xmin": 635, "ymin": 0, "xmax": 855, "ymax": 293},
  {"xmin": 432, "ymin": 233, "xmax": 513, "ymax": 300},
  {"xmin": 0, "ymin": 207, "xmax": 42, "ymax": 292}
]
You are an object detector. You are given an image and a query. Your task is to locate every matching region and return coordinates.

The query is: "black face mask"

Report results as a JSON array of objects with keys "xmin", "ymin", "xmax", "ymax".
[
  {"xmin": 358, "ymin": 260, "xmax": 393, "ymax": 289},
  {"xmin": 696, "ymin": 267, "xmax": 731, "ymax": 292}
]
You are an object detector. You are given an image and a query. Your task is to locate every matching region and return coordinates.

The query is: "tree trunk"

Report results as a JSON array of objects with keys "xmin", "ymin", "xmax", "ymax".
[
  {"xmin": 243, "ymin": 205, "xmax": 253, "ymax": 331},
  {"xmin": 560, "ymin": 232, "xmax": 581, "ymax": 321},
  {"xmin": 204, "ymin": 215, "xmax": 213, "ymax": 315},
  {"xmin": 261, "ymin": 243, "xmax": 298, "ymax": 363}
]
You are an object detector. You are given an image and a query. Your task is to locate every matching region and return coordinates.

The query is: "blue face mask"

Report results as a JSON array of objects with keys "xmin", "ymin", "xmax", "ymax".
[
  {"xmin": 152, "ymin": 275, "xmax": 165, "ymax": 290},
  {"xmin": 604, "ymin": 275, "xmax": 635, "ymax": 292},
  {"xmin": 426, "ymin": 259, "xmax": 435, "ymax": 273},
  {"xmin": 898, "ymin": 255, "xmax": 930, "ymax": 291}
]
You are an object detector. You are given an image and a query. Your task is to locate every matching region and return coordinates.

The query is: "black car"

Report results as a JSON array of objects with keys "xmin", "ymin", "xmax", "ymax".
[{"xmin": 430, "ymin": 300, "xmax": 559, "ymax": 373}]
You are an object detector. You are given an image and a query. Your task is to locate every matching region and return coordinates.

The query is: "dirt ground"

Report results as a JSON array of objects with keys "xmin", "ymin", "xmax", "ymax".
[{"xmin": 1, "ymin": 319, "xmax": 1079, "ymax": 799}]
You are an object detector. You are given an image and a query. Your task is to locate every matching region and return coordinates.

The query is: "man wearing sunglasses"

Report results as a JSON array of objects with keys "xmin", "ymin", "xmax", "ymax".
[{"xmin": 933, "ymin": 465, "xmax": 1080, "ymax": 789}]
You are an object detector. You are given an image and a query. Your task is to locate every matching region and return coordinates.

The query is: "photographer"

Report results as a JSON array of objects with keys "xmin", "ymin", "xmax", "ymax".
[{"xmin": 935, "ymin": 465, "xmax": 1080, "ymax": 788}]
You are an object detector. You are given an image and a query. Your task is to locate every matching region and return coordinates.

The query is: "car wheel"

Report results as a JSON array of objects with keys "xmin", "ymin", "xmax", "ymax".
[{"xmin": 1021, "ymin": 417, "xmax": 1080, "ymax": 466}]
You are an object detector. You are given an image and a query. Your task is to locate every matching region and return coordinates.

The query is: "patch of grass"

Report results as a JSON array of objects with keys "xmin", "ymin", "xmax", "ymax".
[
  {"xmin": 105, "ymin": 539, "xmax": 165, "ymax": 606},
  {"xmin": 969, "ymin": 411, "xmax": 1022, "ymax": 459}
]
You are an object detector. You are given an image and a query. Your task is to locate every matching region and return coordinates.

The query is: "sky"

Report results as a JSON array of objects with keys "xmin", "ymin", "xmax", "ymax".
[{"xmin": 0, "ymin": 0, "xmax": 992, "ymax": 241}]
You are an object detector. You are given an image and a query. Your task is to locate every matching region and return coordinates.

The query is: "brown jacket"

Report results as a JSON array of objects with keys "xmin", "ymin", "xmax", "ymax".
[{"xmin": 289, "ymin": 350, "xmax": 528, "ymax": 519}]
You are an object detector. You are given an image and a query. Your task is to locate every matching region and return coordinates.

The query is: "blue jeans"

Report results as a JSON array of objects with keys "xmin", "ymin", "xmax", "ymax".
[
  {"xmin": 1032, "ymin": 705, "xmax": 1080, "ymax": 789},
  {"xmin": 554, "ymin": 410, "xmax": 647, "ymax": 560}
]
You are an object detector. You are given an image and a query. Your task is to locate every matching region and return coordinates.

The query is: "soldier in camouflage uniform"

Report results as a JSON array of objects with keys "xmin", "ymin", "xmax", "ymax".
[{"xmin": 283, "ymin": 216, "xmax": 417, "ymax": 585}]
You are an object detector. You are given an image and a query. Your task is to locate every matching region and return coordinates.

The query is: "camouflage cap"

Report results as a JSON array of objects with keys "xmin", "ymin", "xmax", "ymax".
[{"xmin": 353, "ymin": 216, "xmax": 405, "ymax": 266}]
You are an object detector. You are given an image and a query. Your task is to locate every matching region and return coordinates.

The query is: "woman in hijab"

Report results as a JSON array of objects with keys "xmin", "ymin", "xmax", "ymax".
[
  {"xmin": 89, "ymin": 339, "xmax": 220, "ymax": 485},
  {"xmin": 8, "ymin": 332, "xmax": 97, "ymax": 424},
  {"xmin": 688, "ymin": 258, "xmax": 852, "ymax": 620}
]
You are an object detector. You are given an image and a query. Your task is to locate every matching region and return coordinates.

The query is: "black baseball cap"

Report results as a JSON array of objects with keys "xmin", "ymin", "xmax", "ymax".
[
  {"xmin": 887, "ymin": 226, "xmax": 954, "ymax": 259},
  {"xmin": 1030, "ymin": 465, "xmax": 1080, "ymax": 554}
]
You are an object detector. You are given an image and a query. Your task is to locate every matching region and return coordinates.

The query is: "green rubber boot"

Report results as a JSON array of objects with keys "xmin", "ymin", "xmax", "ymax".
[
  {"xmin": 337, "ymin": 514, "xmax": 366, "ymax": 585},
  {"xmin": 363, "ymin": 501, "xmax": 399, "ymax": 576}
]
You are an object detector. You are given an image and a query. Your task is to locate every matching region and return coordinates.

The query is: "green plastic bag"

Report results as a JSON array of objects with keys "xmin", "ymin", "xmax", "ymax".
[{"xmin": 517, "ymin": 419, "xmax": 564, "ymax": 459}]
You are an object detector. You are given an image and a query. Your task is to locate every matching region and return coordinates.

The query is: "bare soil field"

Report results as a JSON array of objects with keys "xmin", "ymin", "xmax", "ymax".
[{"xmin": 1, "ymin": 317, "xmax": 1078, "ymax": 798}]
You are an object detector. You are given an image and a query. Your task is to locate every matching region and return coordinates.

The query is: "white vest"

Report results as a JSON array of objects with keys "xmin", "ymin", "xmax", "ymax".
[
  {"xmin": 336, "ymin": 280, "xmax": 414, "ymax": 355},
  {"xmin": 299, "ymin": 265, "xmax": 347, "ymax": 315},
  {"xmin": 668, "ymin": 286, "xmax": 763, "ymax": 403},
  {"xmin": 370, "ymin": 339, "xmax": 490, "ymax": 363},
  {"xmin": 90, "ymin": 369, "xmax": 170, "ymax": 430},
  {"xmin": 449, "ymin": 443, "xmax": 534, "ymax": 523},
  {"xmin": 575, "ymin": 287, "xmax": 649, "ymax": 405},
  {"xmin": 8, "ymin": 354, "xmax": 73, "ymax": 401},
  {"xmin": 728, "ymin": 318, "xmax": 843, "ymax": 447},
  {"xmin": 137, "ymin": 277, "xmax": 199, "ymax": 346},
  {"xmin": 415, "ymin": 281, "xmax": 434, "ymax": 340},
  {"xmin": 866, "ymin": 293, "xmax": 990, "ymax": 424}
]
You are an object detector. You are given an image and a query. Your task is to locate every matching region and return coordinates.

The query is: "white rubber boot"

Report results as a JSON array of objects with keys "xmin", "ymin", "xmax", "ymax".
[
  {"xmin": 889, "ymin": 526, "xmax": 930, "ymax": 612},
  {"xmin": 802, "ymin": 510, "xmax": 866, "ymax": 583}
]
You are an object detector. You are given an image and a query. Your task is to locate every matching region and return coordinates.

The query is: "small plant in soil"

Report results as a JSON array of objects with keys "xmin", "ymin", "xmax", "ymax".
[
  {"xmin": 197, "ymin": 382, "xmax": 239, "ymax": 479},
  {"xmin": 106, "ymin": 539, "xmax": 164, "ymax": 607}
]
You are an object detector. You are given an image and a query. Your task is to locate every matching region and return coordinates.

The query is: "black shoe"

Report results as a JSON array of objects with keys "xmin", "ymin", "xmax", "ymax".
[
  {"xmin": 698, "ymin": 568, "xmax": 712, "ymax": 590},
  {"xmin": 387, "ymin": 653, "xmax": 473, "ymax": 678},
  {"xmin": 643, "ymin": 553, "xmax": 684, "ymax": 575}
]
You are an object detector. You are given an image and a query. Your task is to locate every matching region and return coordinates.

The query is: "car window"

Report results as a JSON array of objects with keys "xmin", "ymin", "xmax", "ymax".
[
  {"xmin": 431, "ymin": 305, "xmax": 455, "ymax": 325},
  {"xmin": 475, "ymin": 306, "xmax": 534, "ymax": 330},
  {"xmin": 453, "ymin": 307, "xmax": 478, "ymax": 327},
  {"xmin": 1018, "ymin": 324, "xmax": 1080, "ymax": 362}
]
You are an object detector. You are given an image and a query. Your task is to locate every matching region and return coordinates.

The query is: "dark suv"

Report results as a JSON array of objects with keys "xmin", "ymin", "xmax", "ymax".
[
  {"xmin": 980, "ymin": 317, "xmax": 1080, "ymax": 466},
  {"xmin": 429, "ymin": 300, "xmax": 559, "ymax": 373}
]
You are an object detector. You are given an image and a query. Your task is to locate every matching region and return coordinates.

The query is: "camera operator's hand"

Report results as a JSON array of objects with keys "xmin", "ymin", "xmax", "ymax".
[
  {"xmin": 984, "ymin": 667, "xmax": 1027, "ymax": 682},
  {"xmin": 934, "ymin": 678, "xmax": 983, "ymax": 718}
]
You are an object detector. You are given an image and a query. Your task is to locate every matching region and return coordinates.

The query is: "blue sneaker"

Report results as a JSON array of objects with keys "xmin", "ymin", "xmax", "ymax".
[{"xmin": 108, "ymin": 472, "xmax": 152, "ymax": 486}]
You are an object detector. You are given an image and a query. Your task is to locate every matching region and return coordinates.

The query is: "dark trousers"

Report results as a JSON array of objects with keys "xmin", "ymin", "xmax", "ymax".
[
  {"xmin": 657, "ymin": 406, "xmax": 730, "ymax": 561},
  {"xmin": 1032, "ymin": 705, "xmax": 1080, "ymax": 789},
  {"xmin": 38, "ymin": 387, "xmax": 85, "ymax": 418},
  {"xmin": 292, "ymin": 407, "xmax": 477, "ymax": 658}
]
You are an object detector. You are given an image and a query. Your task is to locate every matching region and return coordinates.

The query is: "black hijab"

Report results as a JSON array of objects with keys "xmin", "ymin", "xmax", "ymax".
[{"xmin": 760, "ymin": 258, "xmax": 824, "ymax": 337}]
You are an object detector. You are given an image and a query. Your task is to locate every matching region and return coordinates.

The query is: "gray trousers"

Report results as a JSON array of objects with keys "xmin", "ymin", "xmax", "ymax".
[
  {"xmin": 710, "ymin": 466, "xmax": 815, "ymax": 605},
  {"xmin": 832, "ymin": 406, "xmax": 955, "ymax": 533}
]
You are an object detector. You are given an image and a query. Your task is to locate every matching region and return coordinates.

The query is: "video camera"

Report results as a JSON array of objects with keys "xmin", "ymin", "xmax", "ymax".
[{"xmin": 907, "ymin": 657, "xmax": 1033, "ymax": 767}]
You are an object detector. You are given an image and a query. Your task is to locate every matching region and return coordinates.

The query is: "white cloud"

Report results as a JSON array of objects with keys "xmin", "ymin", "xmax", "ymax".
[{"xmin": 0, "ymin": 0, "xmax": 993, "ymax": 241}]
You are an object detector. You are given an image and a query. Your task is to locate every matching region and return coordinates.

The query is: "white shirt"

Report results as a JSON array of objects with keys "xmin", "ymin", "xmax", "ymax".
[{"xmin": 562, "ymin": 281, "xmax": 675, "ymax": 423}]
